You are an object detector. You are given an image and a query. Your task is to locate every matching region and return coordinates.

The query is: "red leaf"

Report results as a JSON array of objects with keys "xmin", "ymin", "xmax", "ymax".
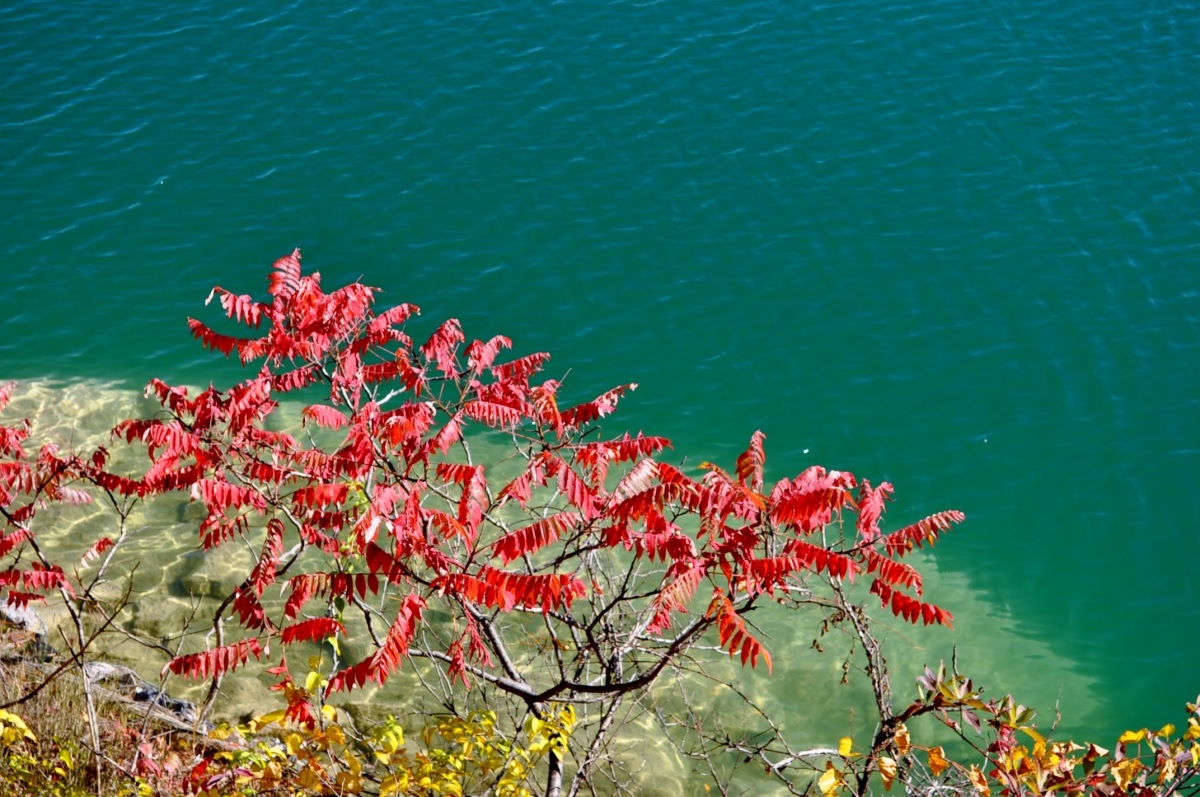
[
  {"xmin": 435, "ymin": 462, "xmax": 487, "ymax": 538},
  {"xmin": 611, "ymin": 459, "xmax": 659, "ymax": 502},
  {"xmin": 862, "ymin": 549, "xmax": 922, "ymax": 594},
  {"xmin": 90, "ymin": 470, "xmax": 144, "ymax": 496},
  {"xmin": 782, "ymin": 539, "xmax": 859, "ymax": 580},
  {"xmin": 646, "ymin": 561, "xmax": 704, "ymax": 633},
  {"xmin": 360, "ymin": 360, "xmax": 402, "ymax": 385},
  {"xmin": 232, "ymin": 588, "xmax": 272, "ymax": 630},
  {"xmin": 281, "ymin": 617, "xmax": 345, "ymax": 645},
  {"xmin": 769, "ymin": 485, "xmax": 848, "ymax": 532},
  {"xmin": 19, "ymin": 564, "xmax": 74, "ymax": 597},
  {"xmin": 706, "ymin": 591, "xmax": 771, "ymax": 672},
  {"xmin": 461, "ymin": 399, "xmax": 526, "ymax": 429},
  {"xmin": 268, "ymin": 249, "xmax": 303, "ymax": 300},
  {"xmin": 191, "ymin": 479, "xmax": 266, "ymax": 512},
  {"xmin": 744, "ymin": 555, "xmax": 810, "ymax": 596},
  {"xmin": 419, "ymin": 412, "xmax": 463, "ymax": 461},
  {"xmin": 856, "ymin": 480, "xmax": 894, "ymax": 543},
  {"xmin": 869, "ymin": 579, "xmax": 953, "ymax": 628},
  {"xmin": 432, "ymin": 572, "xmax": 515, "ymax": 611},
  {"xmin": 187, "ymin": 319, "xmax": 240, "ymax": 358},
  {"xmin": 271, "ymin": 364, "xmax": 321, "ymax": 393},
  {"xmin": 301, "ymin": 404, "xmax": 349, "ymax": 430},
  {"xmin": 574, "ymin": 434, "xmax": 670, "ymax": 485},
  {"xmin": 165, "ymin": 638, "xmax": 263, "ymax": 680},
  {"xmin": 246, "ymin": 518, "xmax": 285, "ymax": 596},
  {"xmin": 559, "ymin": 384, "xmax": 636, "ymax": 429},
  {"xmin": 283, "ymin": 573, "xmax": 326, "ymax": 620},
  {"xmin": 327, "ymin": 594, "xmax": 424, "ymax": 693},
  {"xmin": 492, "ymin": 512, "xmax": 580, "ymax": 564},
  {"xmin": 80, "ymin": 537, "xmax": 115, "ymax": 568},
  {"xmin": 0, "ymin": 529, "xmax": 30, "ymax": 559},
  {"xmin": 393, "ymin": 350, "xmax": 428, "ymax": 394},
  {"xmin": 474, "ymin": 566, "xmax": 586, "ymax": 613},
  {"xmin": 495, "ymin": 455, "xmax": 548, "ymax": 508},
  {"xmin": 420, "ymin": 319, "xmax": 464, "ymax": 376},
  {"xmin": 610, "ymin": 477, "xmax": 693, "ymax": 523},
  {"xmin": 291, "ymin": 483, "xmax": 349, "ymax": 509},
  {"xmin": 735, "ymin": 430, "xmax": 767, "ymax": 492},
  {"xmin": 492, "ymin": 352, "xmax": 551, "ymax": 382},
  {"xmin": 3, "ymin": 592, "xmax": 45, "ymax": 609},
  {"xmin": 207, "ymin": 288, "xmax": 264, "ymax": 328},
  {"xmin": 555, "ymin": 462, "xmax": 599, "ymax": 520},
  {"xmin": 465, "ymin": 335, "xmax": 513, "ymax": 372},
  {"xmin": 369, "ymin": 302, "xmax": 419, "ymax": 333},
  {"xmin": 882, "ymin": 510, "xmax": 966, "ymax": 557}
]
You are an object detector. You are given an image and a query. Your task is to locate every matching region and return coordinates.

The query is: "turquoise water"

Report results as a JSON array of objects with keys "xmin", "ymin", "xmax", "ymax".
[{"xmin": 3, "ymin": 0, "xmax": 1199, "ymax": 748}]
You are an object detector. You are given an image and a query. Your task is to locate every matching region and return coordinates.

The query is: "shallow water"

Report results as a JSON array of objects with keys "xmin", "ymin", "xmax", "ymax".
[
  {"xmin": 6, "ymin": 378, "xmax": 1102, "ymax": 796},
  {"xmin": 3, "ymin": 0, "xmax": 1199, "ymax": 756}
]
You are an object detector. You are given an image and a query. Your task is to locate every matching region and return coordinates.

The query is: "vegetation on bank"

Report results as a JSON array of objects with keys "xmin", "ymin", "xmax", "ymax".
[{"xmin": 1, "ymin": 251, "xmax": 1197, "ymax": 796}]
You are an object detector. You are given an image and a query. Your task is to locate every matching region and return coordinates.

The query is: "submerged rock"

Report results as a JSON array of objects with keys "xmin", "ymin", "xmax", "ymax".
[{"xmin": 1, "ymin": 603, "xmax": 206, "ymax": 730}]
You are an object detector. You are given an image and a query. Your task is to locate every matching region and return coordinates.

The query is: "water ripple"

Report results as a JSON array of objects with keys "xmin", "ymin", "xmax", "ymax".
[{"xmin": 2, "ymin": 0, "xmax": 1199, "ymax": 743}]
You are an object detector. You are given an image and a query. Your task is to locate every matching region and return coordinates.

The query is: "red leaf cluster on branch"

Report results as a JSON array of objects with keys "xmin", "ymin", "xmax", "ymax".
[{"xmin": 0, "ymin": 252, "xmax": 966, "ymax": 707}]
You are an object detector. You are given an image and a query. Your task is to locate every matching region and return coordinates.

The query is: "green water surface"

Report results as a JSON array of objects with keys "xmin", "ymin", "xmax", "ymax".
[{"xmin": 3, "ymin": 0, "xmax": 1199, "ymax": 748}]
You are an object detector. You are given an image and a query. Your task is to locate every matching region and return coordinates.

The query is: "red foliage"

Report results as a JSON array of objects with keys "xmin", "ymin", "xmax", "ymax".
[
  {"xmin": 165, "ymin": 638, "xmax": 263, "ymax": 680},
  {"xmin": 708, "ymin": 590, "xmax": 771, "ymax": 672},
  {"xmin": 882, "ymin": 510, "xmax": 966, "ymax": 557},
  {"xmin": 856, "ymin": 479, "xmax": 894, "ymax": 543},
  {"xmin": 280, "ymin": 617, "xmax": 345, "ymax": 645},
  {"xmin": 735, "ymin": 430, "xmax": 767, "ymax": 493},
  {"xmin": 559, "ymin": 384, "xmax": 636, "ymax": 430},
  {"xmin": 869, "ymin": 579, "xmax": 954, "ymax": 627},
  {"xmin": 492, "ymin": 512, "xmax": 580, "ymax": 564},
  {"xmin": 327, "ymin": 594, "xmax": 425, "ymax": 693},
  {"xmin": 0, "ymin": 250, "xmax": 966, "ymax": 717}
]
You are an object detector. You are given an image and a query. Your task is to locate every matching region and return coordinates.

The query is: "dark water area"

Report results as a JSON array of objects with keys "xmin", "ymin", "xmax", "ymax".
[{"xmin": 3, "ymin": 0, "xmax": 1199, "ymax": 746}]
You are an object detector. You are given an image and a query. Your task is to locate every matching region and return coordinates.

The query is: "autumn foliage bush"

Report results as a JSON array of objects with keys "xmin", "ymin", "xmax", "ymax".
[{"xmin": 1, "ymin": 250, "xmax": 1198, "ymax": 796}]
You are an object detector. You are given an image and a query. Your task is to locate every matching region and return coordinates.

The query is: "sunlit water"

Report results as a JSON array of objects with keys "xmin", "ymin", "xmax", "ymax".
[{"xmin": 3, "ymin": 0, "xmax": 1198, "ymax": 767}]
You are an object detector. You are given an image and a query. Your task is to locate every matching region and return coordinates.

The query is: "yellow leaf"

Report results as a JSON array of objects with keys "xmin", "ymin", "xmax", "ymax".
[
  {"xmin": 1020, "ymin": 726, "xmax": 1046, "ymax": 756},
  {"xmin": 1118, "ymin": 729, "xmax": 1147, "ymax": 744},
  {"xmin": 526, "ymin": 716, "xmax": 545, "ymax": 738},
  {"xmin": 838, "ymin": 736, "xmax": 855, "ymax": 758},
  {"xmin": 286, "ymin": 733, "xmax": 303, "ymax": 756},
  {"xmin": 326, "ymin": 723, "xmax": 346, "ymax": 745},
  {"xmin": 1112, "ymin": 758, "xmax": 1142, "ymax": 790},
  {"xmin": 250, "ymin": 709, "xmax": 286, "ymax": 731},
  {"xmin": 818, "ymin": 762, "xmax": 843, "ymax": 796},
  {"xmin": 877, "ymin": 756, "xmax": 897, "ymax": 791},
  {"xmin": 208, "ymin": 723, "xmax": 236, "ymax": 742},
  {"xmin": 968, "ymin": 765, "xmax": 990, "ymax": 796},
  {"xmin": 1158, "ymin": 723, "xmax": 1177, "ymax": 737},
  {"xmin": 927, "ymin": 746, "xmax": 949, "ymax": 778},
  {"xmin": 380, "ymin": 772, "xmax": 409, "ymax": 796},
  {"xmin": 305, "ymin": 670, "xmax": 323, "ymax": 693},
  {"xmin": 297, "ymin": 764, "xmax": 323, "ymax": 791},
  {"xmin": 893, "ymin": 723, "xmax": 911, "ymax": 756}
]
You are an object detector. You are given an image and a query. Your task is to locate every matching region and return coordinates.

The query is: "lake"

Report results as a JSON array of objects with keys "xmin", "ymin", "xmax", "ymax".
[{"xmin": 3, "ymin": 0, "xmax": 1198, "ymax": 755}]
